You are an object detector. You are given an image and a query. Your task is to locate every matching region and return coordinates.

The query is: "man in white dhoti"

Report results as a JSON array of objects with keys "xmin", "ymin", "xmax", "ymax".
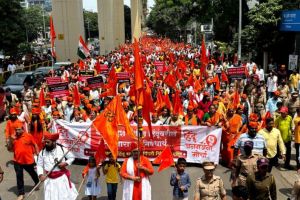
[{"xmin": 37, "ymin": 132, "xmax": 78, "ymax": 200}]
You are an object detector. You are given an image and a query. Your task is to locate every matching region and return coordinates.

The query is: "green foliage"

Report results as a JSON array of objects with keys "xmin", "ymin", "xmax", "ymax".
[
  {"xmin": 0, "ymin": 0, "xmax": 26, "ymax": 55},
  {"xmin": 24, "ymin": 5, "xmax": 49, "ymax": 42},
  {"xmin": 83, "ymin": 10, "xmax": 99, "ymax": 39}
]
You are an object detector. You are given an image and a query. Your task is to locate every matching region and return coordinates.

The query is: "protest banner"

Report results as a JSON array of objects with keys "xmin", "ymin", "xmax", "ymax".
[
  {"xmin": 48, "ymin": 82, "xmax": 69, "ymax": 98},
  {"xmin": 154, "ymin": 61, "xmax": 165, "ymax": 73},
  {"xmin": 55, "ymin": 120, "xmax": 222, "ymax": 164},
  {"xmin": 46, "ymin": 77, "xmax": 62, "ymax": 84},
  {"xmin": 100, "ymin": 64, "xmax": 109, "ymax": 75},
  {"xmin": 79, "ymin": 70, "xmax": 94, "ymax": 81},
  {"xmin": 227, "ymin": 66, "xmax": 246, "ymax": 79},
  {"xmin": 87, "ymin": 76, "xmax": 104, "ymax": 89},
  {"xmin": 116, "ymin": 72, "xmax": 130, "ymax": 83}
]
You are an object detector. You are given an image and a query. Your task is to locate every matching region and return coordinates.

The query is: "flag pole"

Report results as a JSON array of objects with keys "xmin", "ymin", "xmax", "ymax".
[
  {"xmin": 137, "ymin": 105, "xmax": 143, "ymax": 176},
  {"xmin": 24, "ymin": 122, "xmax": 94, "ymax": 200}
]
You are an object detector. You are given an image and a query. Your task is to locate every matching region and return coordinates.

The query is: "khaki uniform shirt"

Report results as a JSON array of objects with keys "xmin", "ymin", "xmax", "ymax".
[
  {"xmin": 235, "ymin": 154, "xmax": 260, "ymax": 186},
  {"xmin": 288, "ymin": 98, "xmax": 300, "ymax": 116},
  {"xmin": 246, "ymin": 172, "xmax": 277, "ymax": 200},
  {"xmin": 194, "ymin": 175, "xmax": 226, "ymax": 200}
]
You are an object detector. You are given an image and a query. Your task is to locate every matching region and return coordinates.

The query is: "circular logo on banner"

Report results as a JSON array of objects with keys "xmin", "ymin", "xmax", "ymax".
[{"xmin": 206, "ymin": 135, "xmax": 217, "ymax": 146}]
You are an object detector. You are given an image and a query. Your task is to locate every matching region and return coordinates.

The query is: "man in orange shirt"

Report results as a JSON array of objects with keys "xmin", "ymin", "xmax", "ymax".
[
  {"xmin": 120, "ymin": 143, "xmax": 154, "ymax": 200},
  {"xmin": 12, "ymin": 122, "xmax": 39, "ymax": 200},
  {"xmin": 5, "ymin": 108, "xmax": 22, "ymax": 146}
]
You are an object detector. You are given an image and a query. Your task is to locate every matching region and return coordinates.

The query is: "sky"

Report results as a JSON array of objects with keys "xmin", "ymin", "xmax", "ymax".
[{"xmin": 83, "ymin": 0, "xmax": 155, "ymax": 12}]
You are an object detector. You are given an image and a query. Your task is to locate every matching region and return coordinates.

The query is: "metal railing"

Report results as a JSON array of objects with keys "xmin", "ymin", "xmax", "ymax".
[{"xmin": 0, "ymin": 60, "xmax": 52, "ymax": 85}]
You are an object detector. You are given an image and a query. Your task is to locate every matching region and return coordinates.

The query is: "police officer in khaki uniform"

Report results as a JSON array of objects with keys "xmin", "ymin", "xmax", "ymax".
[
  {"xmin": 232, "ymin": 141, "xmax": 261, "ymax": 187},
  {"xmin": 246, "ymin": 158, "xmax": 276, "ymax": 200},
  {"xmin": 194, "ymin": 161, "xmax": 227, "ymax": 200}
]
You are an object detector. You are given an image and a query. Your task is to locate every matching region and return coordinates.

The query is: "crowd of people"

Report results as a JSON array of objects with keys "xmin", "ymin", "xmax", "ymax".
[{"xmin": 1, "ymin": 37, "xmax": 300, "ymax": 199}]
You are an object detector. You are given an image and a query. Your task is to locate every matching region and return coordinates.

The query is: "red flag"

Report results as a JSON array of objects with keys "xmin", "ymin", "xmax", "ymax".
[
  {"xmin": 178, "ymin": 60, "xmax": 187, "ymax": 71},
  {"xmin": 79, "ymin": 60, "xmax": 85, "ymax": 70},
  {"xmin": 164, "ymin": 94, "xmax": 173, "ymax": 111},
  {"xmin": 186, "ymin": 74, "xmax": 194, "ymax": 87},
  {"xmin": 93, "ymin": 95, "xmax": 127, "ymax": 159},
  {"xmin": 82, "ymin": 138, "xmax": 106, "ymax": 177},
  {"xmin": 164, "ymin": 73, "xmax": 177, "ymax": 89},
  {"xmin": 175, "ymin": 68, "xmax": 183, "ymax": 80},
  {"xmin": 153, "ymin": 146, "xmax": 174, "ymax": 172},
  {"xmin": 94, "ymin": 61, "xmax": 101, "ymax": 74},
  {"xmin": 155, "ymin": 89, "xmax": 165, "ymax": 111},
  {"xmin": 39, "ymin": 88, "xmax": 46, "ymax": 107},
  {"xmin": 142, "ymin": 81, "xmax": 154, "ymax": 138},
  {"xmin": 73, "ymin": 85, "xmax": 81, "ymax": 107},
  {"xmin": 49, "ymin": 16, "xmax": 56, "ymax": 58},
  {"xmin": 200, "ymin": 37, "xmax": 208, "ymax": 74},
  {"xmin": 194, "ymin": 80, "xmax": 202, "ymax": 93},
  {"xmin": 221, "ymin": 71, "xmax": 229, "ymax": 82},
  {"xmin": 173, "ymin": 90, "xmax": 184, "ymax": 116}
]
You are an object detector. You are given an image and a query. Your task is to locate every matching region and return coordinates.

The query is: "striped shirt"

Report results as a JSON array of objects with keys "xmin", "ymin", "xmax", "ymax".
[{"xmin": 234, "ymin": 133, "xmax": 267, "ymax": 156}]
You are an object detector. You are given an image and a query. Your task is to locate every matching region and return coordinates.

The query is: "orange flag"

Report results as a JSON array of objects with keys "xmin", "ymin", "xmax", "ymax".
[
  {"xmin": 133, "ymin": 38, "xmax": 144, "ymax": 92},
  {"xmin": 49, "ymin": 15, "xmax": 56, "ymax": 58},
  {"xmin": 221, "ymin": 71, "xmax": 228, "ymax": 82},
  {"xmin": 94, "ymin": 60, "xmax": 101, "ymax": 74},
  {"xmin": 39, "ymin": 88, "xmax": 46, "ymax": 107},
  {"xmin": 194, "ymin": 80, "xmax": 202, "ymax": 93},
  {"xmin": 212, "ymin": 75, "xmax": 220, "ymax": 91},
  {"xmin": 233, "ymin": 91, "xmax": 240, "ymax": 109},
  {"xmin": 93, "ymin": 95, "xmax": 130, "ymax": 159},
  {"xmin": 200, "ymin": 37, "xmax": 208, "ymax": 74},
  {"xmin": 73, "ymin": 85, "xmax": 80, "ymax": 107},
  {"xmin": 82, "ymin": 138, "xmax": 106, "ymax": 177},
  {"xmin": 153, "ymin": 146, "xmax": 174, "ymax": 172}
]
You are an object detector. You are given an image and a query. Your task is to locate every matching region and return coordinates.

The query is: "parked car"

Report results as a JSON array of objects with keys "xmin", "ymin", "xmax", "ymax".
[
  {"xmin": 3, "ymin": 71, "xmax": 43, "ymax": 98},
  {"xmin": 35, "ymin": 66, "xmax": 60, "ymax": 76}
]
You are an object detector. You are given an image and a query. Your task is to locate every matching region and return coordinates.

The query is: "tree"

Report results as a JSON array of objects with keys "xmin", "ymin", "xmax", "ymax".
[
  {"xmin": 24, "ymin": 5, "xmax": 49, "ymax": 42},
  {"xmin": 83, "ymin": 10, "xmax": 99, "ymax": 39},
  {"xmin": 0, "ymin": 0, "xmax": 26, "ymax": 55}
]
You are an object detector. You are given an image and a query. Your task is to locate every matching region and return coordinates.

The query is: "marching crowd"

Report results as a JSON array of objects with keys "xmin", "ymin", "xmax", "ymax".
[{"xmin": 2, "ymin": 37, "xmax": 300, "ymax": 200}]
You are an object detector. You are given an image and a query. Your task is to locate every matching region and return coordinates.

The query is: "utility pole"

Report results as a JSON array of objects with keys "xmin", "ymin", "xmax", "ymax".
[{"xmin": 238, "ymin": 0, "xmax": 242, "ymax": 61}]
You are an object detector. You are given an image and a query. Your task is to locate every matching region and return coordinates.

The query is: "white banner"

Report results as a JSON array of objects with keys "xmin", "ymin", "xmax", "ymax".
[{"xmin": 54, "ymin": 120, "xmax": 222, "ymax": 164}]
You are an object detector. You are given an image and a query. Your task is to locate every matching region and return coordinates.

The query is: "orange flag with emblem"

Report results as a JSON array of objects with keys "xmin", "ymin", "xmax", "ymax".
[{"xmin": 93, "ymin": 95, "xmax": 133, "ymax": 159}]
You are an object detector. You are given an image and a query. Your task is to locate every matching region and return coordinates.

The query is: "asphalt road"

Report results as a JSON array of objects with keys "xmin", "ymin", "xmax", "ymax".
[{"xmin": 0, "ymin": 121, "xmax": 295, "ymax": 200}]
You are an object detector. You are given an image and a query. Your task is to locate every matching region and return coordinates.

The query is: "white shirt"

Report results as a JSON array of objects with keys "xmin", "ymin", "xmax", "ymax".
[
  {"xmin": 267, "ymin": 75, "xmax": 278, "ymax": 92},
  {"xmin": 37, "ymin": 145, "xmax": 75, "ymax": 175},
  {"xmin": 8, "ymin": 64, "xmax": 16, "ymax": 73},
  {"xmin": 64, "ymin": 106, "xmax": 74, "ymax": 122},
  {"xmin": 89, "ymin": 90, "xmax": 99, "ymax": 101}
]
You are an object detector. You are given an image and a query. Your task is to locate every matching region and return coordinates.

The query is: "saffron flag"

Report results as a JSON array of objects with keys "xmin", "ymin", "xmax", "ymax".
[
  {"xmin": 153, "ymin": 146, "xmax": 174, "ymax": 172},
  {"xmin": 200, "ymin": 37, "xmax": 208, "ymax": 74},
  {"xmin": 39, "ymin": 88, "xmax": 46, "ymax": 107},
  {"xmin": 93, "ymin": 95, "xmax": 129, "ymax": 159},
  {"xmin": 221, "ymin": 70, "xmax": 228, "ymax": 82},
  {"xmin": 173, "ymin": 90, "xmax": 184, "ymax": 116},
  {"xmin": 142, "ymin": 81, "xmax": 154, "ymax": 138},
  {"xmin": 164, "ymin": 73, "xmax": 177, "ymax": 89},
  {"xmin": 49, "ymin": 16, "xmax": 56, "ymax": 58},
  {"xmin": 78, "ymin": 35, "xmax": 90, "ymax": 60}
]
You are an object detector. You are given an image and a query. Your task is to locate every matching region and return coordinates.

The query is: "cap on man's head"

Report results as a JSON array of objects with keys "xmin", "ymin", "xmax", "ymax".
[
  {"xmin": 279, "ymin": 106, "xmax": 288, "ymax": 113},
  {"xmin": 44, "ymin": 131, "xmax": 59, "ymax": 141},
  {"xmin": 273, "ymin": 91, "xmax": 281, "ymax": 96},
  {"xmin": 10, "ymin": 108, "xmax": 18, "ymax": 115},
  {"xmin": 202, "ymin": 161, "xmax": 216, "ymax": 170},
  {"xmin": 257, "ymin": 157, "xmax": 269, "ymax": 167}
]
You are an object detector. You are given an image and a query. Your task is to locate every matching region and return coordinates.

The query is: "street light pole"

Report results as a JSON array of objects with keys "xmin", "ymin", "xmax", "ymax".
[{"xmin": 238, "ymin": 0, "xmax": 242, "ymax": 61}]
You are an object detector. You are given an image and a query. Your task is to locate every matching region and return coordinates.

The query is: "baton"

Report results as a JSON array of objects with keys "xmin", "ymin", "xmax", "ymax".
[{"xmin": 24, "ymin": 121, "xmax": 93, "ymax": 199}]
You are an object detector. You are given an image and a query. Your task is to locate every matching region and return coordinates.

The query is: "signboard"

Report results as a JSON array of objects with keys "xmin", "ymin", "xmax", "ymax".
[
  {"xmin": 280, "ymin": 10, "xmax": 300, "ymax": 32},
  {"xmin": 116, "ymin": 72, "xmax": 130, "ymax": 83},
  {"xmin": 289, "ymin": 54, "xmax": 298, "ymax": 71},
  {"xmin": 227, "ymin": 67, "xmax": 246, "ymax": 79},
  {"xmin": 46, "ymin": 77, "xmax": 62, "ymax": 85},
  {"xmin": 48, "ymin": 82, "xmax": 69, "ymax": 98},
  {"xmin": 87, "ymin": 76, "xmax": 104, "ymax": 89},
  {"xmin": 79, "ymin": 70, "xmax": 94, "ymax": 81},
  {"xmin": 54, "ymin": 120, "xmax": 222, "ymax": 164},
  {"xmin": 154, "ymin": 61, "xmax": 165, "ymax": 73},
  {"xmin": 100, "ymin": 64, "xmax": 109, "ymax": 75}
]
